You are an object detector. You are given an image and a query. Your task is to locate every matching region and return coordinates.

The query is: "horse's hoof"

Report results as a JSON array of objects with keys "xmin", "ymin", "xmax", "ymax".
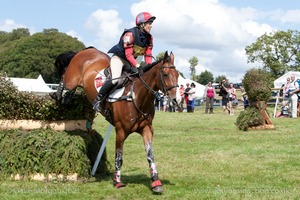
[
  {"xmin": 114, "ymin": 182, "xmax": 126, "ymax": 189},
  {"xmin": 152, "ymin": 186, "xmax": 163, "ymax": 193},
  {"xmin": 151, "ymin": 180, "xmax": 163, "ymax": 193}
]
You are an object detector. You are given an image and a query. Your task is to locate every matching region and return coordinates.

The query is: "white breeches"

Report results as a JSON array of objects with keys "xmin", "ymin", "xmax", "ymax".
[{"xmin": 110, "ymin": 56, "xmax": 124, "ymax": 85}]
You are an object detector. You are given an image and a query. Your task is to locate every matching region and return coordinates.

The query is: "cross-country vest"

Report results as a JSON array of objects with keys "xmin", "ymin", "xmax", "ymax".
[{"xmin": 108, "ymin": 27, "xmax": 152, "ymax": 61}]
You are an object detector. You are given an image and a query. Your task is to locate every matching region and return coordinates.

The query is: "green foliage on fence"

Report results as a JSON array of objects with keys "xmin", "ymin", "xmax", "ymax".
[
  {"xmin": 0, "ymin": 75, "xmax": 108, "ymax": 179},
  {"xmin": 242, "ymin": 68, "xmax": 272, "ymax": 102},
  {"xmin": 0, "ymin": 76, "xmax": 95, "ymax": 121},
  {"xmin": 0, "ymin": 129, "xmax": 110, "ymax": 179},
  {"xmin": 235, "ymin": 107, "xmax": 262, "ymax": 131}
]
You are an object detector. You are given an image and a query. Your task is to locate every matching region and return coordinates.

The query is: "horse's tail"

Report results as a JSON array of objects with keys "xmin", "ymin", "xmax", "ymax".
[{"xmin": 54, "ymin": 51, "xmax": 77, "ymax": 77}]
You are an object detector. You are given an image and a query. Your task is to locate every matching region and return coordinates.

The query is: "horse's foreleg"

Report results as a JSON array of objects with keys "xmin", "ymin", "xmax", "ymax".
[
  {"xmin": 143, "ymin": 127, "xmax": 163, "ymax": 193},
  {"xmin": 56, "ymin": 81, "xmax": 65, "ymax": 101},
  {"xmin": 49, "ymin": 81, "xmax": 64, "ymax": 102},
  {"xmin": 113, "ymin": 131, "xmax": 126, "ymax": 188}
]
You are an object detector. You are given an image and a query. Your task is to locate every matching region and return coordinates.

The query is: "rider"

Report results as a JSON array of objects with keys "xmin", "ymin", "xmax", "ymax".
[{"xmin": 93, "ymin": 12, "xmax": 156, "ymax": 112}]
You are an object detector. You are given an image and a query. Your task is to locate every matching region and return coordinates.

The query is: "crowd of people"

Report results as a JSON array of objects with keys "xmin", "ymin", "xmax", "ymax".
[
  {"xmin": 276, "ymin": 73, "xmax": 300, "ymax": 118},
  {"xmin": 155, "ymin": 74, "xmax": 300, "ymax": 118},
  {"xmin": 156, "ymin": 79, "xmax": 242, "ymax": 115},
  {"xmin": 217, "ymin": 79, "xmax": 241, "ymax": 115}
]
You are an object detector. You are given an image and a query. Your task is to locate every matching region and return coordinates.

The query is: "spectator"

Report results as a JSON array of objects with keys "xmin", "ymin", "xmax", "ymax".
[
  {"xmin": 275, "ymin": 101, "xmax": 290, "ymax": 118},
  {"xmin": 240, "ymin": 86, "xmax": 249, "ymax": 110},
  {"xmin": 167, "ymin": 97, "xmax": 176, "ymax": 112},
  {"xmin": 186, "ymin": 82, "xmax": 196, "ymax": 112},
  {"xmin": 219, "ymin": 79, "xmax": 230, "ymax": 114},
  {"xmin": 179, "ymin": 84, "xmax": 185, "ymax": 111},
  {"xmin": 282, "ymin": 77, "xmax": 290, "ymax": 104},
  {"xmin": 163, "ymin": 96, "xmax": 168, "ymax": 112},
  {"xmin": 204, "ymin": 82, "xmax": 216, "ymax": 114},
  {"xmin": 228, "ymin": 83, "xmax": 237, "ymax": 115},
  {"xmin": 159, "ymin": 93, "xmax": 165, "ymax": 111},
  {"xmin": 155, "ymin": 97, "xmax": 159, "ymax": 110},
  {"xmin": 184, "ymin": 83, "xmax": 191, "ymax": 110},
  {"xmin": 288, "ymin": 74, "xmax": 299, "ymax": 118}
]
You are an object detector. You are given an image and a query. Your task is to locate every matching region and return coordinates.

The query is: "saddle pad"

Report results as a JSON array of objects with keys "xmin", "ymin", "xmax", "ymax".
[{"xmin": 94, "ymin": 69, "xmax": 125, "ymax": 102}]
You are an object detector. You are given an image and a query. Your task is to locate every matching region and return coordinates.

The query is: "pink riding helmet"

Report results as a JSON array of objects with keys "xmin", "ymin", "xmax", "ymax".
[{"xmin": 135, "ymin": 12, "xmax": 156, "ymax": 26}]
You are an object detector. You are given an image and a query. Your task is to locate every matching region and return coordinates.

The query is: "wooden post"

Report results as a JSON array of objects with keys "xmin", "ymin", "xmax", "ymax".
[{"xmin": 250, "ymin": 101, "xmax": 275, "ymax": 130}]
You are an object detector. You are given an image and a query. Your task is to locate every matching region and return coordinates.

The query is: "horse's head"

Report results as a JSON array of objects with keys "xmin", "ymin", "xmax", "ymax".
[{"xmin": 158, "ymin": 51, "xmax": 179, "ymax": 100}]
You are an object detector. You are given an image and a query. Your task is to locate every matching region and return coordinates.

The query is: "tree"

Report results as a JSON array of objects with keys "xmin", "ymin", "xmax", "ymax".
[
  {"xmin": 0, "ymin": 28, "xmax": 85, "ymax": 83},
  {"xmin": 195, "ymin": 70, "xmax": 213, "ymax": 85},
  {"xmin": 140, "ymin": 51, "xmax": 164, "ymax": 66},
  {"xmin": 189, "ymin": 56, "xmax": 198, "ymax": 81},
  {"xmin": 10, "ymin": 28, "xmax": 30, "ymax": 40},
  {"xmin": 215, "ymin": 75, "xmax": 227, "ymax": 84},
  {"xmin": 155, "ymin": 52, "xmax": 165, "ymax": 60},
  {"xmin": 245, "ymin": 29, "xmax": 300, "ymax": 79}
]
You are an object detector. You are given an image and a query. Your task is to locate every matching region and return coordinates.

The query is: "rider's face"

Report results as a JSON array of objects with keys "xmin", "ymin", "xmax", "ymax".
[{"xmin": 143, "ymin": 22, "xmax": 153, "ymax": 33}]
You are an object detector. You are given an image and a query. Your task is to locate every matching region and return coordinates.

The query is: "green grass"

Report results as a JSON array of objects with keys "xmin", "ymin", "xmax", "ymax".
[{"xmin": 0, "ymin": 106, "xmax": 299, "ymax": 199}]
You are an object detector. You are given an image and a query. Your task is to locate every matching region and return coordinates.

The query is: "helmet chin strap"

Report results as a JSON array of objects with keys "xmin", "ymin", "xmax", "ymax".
[
  {"xmin": 140, "ymin": 23, "xmax": 145, "ymax": 28},
  {"xmin": 139, "ymin": 24, "xmax": 147, "ymax": 33}
]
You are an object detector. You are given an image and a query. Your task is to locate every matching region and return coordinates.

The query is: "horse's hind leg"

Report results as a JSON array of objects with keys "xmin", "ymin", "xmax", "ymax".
[{"xmin": 142, "ymin": 127, "xmax": 163, "ymax": 193}]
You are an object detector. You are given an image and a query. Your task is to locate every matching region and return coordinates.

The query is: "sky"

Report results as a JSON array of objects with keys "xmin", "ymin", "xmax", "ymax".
[{"xmin": 1, "ymin": 0, "xmax": 300, "ymax": 83}]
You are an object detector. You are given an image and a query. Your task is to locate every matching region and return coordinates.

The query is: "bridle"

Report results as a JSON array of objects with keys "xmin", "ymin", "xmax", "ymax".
[
  {"xmin": 139, "ymin": 65, "xmax": 178, "ymax": 97},
  {"xmin": 132, "ymin": 64, "xmax": 178, "ymax": 117},
  {"xmin": 159, "ymin": 66, "xmax": 179, "ymax": 94}
]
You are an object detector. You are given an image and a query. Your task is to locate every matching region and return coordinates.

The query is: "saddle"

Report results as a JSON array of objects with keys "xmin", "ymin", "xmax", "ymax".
[
  {"xmin": 103, "ymin": 63, "xmax": 138, "ymax": 89},
  {"xmin": 101, "ymin": 64, "xmax": 139, "ymax": 125}
]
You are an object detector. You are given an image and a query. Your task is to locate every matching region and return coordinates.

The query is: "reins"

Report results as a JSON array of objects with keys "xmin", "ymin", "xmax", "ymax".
[
  {"xmin": 131, "ymin": 64, "xmax": 178, "ymax": 117},
  {"xmin": 159, "ymin": 66, "xmax": 179, "ymax": 94}
]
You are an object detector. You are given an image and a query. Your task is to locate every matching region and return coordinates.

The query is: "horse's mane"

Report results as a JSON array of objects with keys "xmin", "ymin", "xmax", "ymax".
[{"xmin": 142, "ymin": 58, "xmax": 163, "ymax": 73}]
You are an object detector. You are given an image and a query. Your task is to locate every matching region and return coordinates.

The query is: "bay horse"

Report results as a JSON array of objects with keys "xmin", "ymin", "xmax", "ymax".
[{"xmin": 52, "ymin": 47, "xmax": 179, "ymax": 193}]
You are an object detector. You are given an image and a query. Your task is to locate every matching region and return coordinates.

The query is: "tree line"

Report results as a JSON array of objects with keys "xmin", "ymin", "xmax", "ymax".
[
  {"xmin": 0, "ymin": 28, "xmax": 85, "ymax": 83},
  {"xmin": 188, "ymin": 29, "xmax": 300, "ymax": 85},
  {"xmin": 1, "ymin": 28, "xmax": 299, "ymax": 84}
]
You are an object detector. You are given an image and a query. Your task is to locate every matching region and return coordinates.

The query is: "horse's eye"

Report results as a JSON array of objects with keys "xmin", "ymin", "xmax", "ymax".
[{"xmin": 163, "ymin": 73, "xmax": 169, "ymax": 77}]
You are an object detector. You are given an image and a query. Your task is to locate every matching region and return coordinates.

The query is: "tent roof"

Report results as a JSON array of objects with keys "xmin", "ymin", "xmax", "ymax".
[
  {"xmin": 6, "ymin": 75, "xmax": 54, "ymax": 93},
  {"xmin": 273, "ymin": 71, "xmax": 300, "ymax": 88}
]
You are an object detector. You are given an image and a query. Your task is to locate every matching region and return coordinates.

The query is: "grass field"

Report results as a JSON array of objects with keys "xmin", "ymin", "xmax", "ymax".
[{"xmin": 0, "ymin": 106, "xmax": 299, "ymax": 200}]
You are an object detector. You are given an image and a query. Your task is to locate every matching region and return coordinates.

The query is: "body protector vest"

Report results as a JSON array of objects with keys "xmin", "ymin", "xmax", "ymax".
[{"xmin": 108, "ymin": 27, "xmax": 152, "ymax": 64}]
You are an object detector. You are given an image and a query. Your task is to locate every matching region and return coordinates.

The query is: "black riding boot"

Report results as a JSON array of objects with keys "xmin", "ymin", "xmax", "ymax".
[{"xmin": 93, "ymin": 80, "xmax": 115, "ymax": 112}]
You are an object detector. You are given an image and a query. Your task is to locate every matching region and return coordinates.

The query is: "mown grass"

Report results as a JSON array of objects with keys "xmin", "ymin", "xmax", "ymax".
[{"xmin": 0, "ymin": 106, "xmax": 299, "ymax": 199}]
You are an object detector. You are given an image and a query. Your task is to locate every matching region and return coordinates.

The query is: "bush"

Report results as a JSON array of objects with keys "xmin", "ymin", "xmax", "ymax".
[
  {"xmin": 0, "ymin": 76, "xmax": 106, "ymax": 179},
  {"xmin": 236, "ymin": 68, "xmax": 273, "ymax": 131},
  {"xmin": 0, "ymin": 129, "xmax": 110, "ymax": 179},
  {"xmin": 242, "ymin": 68, "xmax": 272, "ymax": 102},
  {"xmin": 235, "ymin": 107, "xmax": 262, "ymax": 131},
  {"xmin": 0, "ymin": 76, "xmax": 95, "ymax": 121}
]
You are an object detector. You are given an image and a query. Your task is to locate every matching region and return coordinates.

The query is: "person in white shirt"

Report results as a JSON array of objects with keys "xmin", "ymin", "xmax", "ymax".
[
  {"xmin": 288, "ymin": 74, "xmax": 299, "ymax": 118},
  {"xmin": 186, "ymin": 82, "xmax": 196, "ymax": 112}
]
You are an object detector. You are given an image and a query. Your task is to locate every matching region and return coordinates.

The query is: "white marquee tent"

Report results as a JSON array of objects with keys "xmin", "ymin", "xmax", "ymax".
[
  {"xmin": 6, "ymin": 75, "xmax": 55, "ymax": 94},
  {"xmin": 273, "ymin": 71, "xmax": 300, "ymax": 88}
]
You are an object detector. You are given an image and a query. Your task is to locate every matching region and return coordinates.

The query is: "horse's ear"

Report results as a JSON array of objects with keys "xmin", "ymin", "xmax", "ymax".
[
  {"xmin": 170, "ymin": 51, "xmax": 174, "ymax": 64},
  {"xmin": 163, "ymin": 51, "xmax": 168, "ymax": 60}
]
